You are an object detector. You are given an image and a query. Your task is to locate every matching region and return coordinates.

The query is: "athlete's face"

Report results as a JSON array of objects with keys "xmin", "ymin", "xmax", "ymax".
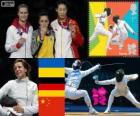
[
  {"xmin": 56, "ymin": 4, "xmax": 67, "ymax": 19},
  {"xmin": 14, "ymin": 62, "xmax": 27, "ymax": 79},
  {"xmin": 18, "ymin": 7, "xmax": 29, "ymax": 22},
  {"xmin": 39, "ymin": 16, "xmax": 49, "ymax": 28}
]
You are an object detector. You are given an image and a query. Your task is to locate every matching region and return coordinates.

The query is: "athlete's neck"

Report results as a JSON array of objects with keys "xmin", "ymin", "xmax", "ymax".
[
  {"xmin": 58, "ymin": 17, "xmax": 67, "ymax": 23},
  {"xmin": 19, "ymin": 20, "xmax": 27, "ymax": 28}
]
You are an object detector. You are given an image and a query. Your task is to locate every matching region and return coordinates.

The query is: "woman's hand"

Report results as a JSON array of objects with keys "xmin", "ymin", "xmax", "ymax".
[
  {"xmin": 40, "ymin": 27, "xmax": 47, "ymax": 40},
  {"xmin": 13, "ymin": 105, "xmax": 24, "ymax": 113},
  {"xmin": 69, "ymin": 24, "xmax": 76, "ymax": 38},
  {"xmin": 18, "ymin": 32, "xmax": 28, "ymax": 45},
  {"xmin": 18, "ymin": 38, "xmax": 26, "ymax": 46}
]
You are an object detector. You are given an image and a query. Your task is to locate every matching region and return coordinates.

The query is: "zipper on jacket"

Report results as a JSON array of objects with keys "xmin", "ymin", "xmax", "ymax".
[
  {"xmin": 24, "ymin": 32, "xmax": 26, "ymax": 58},
  {"xmin": 61, "ymin": 28, "xmax": 63, "ymax": 57}
]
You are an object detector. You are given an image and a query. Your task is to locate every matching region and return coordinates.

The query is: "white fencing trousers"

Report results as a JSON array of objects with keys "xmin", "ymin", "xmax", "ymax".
[
  {"xmin": 112, "ymin": 32, "xmax": 128, "ymax": 48},
  {"xmin": 105, "ymin": 89, "xmax": 140, "ymax": 111},
  {"xmin": 65, "ymin": 86, "xmax": 93, "ymax": 109},
  {"xmin": 125, "ymin": 91, "xmax": 140, "ymax": 108},
  {"xmin": 91, "ymin": 23, "xmax": 112, "ymax": 49}
]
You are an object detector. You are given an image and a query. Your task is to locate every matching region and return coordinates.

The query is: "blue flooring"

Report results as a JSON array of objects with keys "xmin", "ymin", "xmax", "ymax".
[{"xmin": 65, "ymin": 105, "xmax": 140, "ymax": 112}]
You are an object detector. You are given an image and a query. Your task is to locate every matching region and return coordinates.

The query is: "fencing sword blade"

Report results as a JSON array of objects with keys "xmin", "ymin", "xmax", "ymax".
[{"xmin": 101, "ymin": 63, "xmax": 125, "ymax": 67}]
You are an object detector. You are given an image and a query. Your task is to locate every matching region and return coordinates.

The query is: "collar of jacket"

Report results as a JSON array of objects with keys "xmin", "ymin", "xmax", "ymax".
[
  {"xmin": 12, "ymin": 18, "xmax": 30, "ymax": 33},
  {"xmin": 16, "ymin": 77, "xmax": 29, "ymax": 83},
  {"xmin": 58, "ymin": 17, "xmax": 70, "ymax": 29}
]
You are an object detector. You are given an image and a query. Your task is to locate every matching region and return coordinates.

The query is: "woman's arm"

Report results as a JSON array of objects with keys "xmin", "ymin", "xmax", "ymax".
[
  {"xmin": 0, "ymin": 81, "xmax": 12, "ymax": 115},
  {"xmin": 95, "ymin": 78, "xmax": 115, "ymax": 85},
  {"xmin": 124, "ymin": 21, "xmax": 135, "ymax": 34},
  {"xmin": 81, "ymin": 64, "xmax": 100, "ymax": 78},
  {"xmin": 31, "ymin": 30, "xmax": 42, "ymax": 57},
  {"xmin": 0, "ymin": 106, "xmax": 10, "ymax": 116},
  {"xmin": 0, "ymin": 81, "xmax": 11, "ymax": 100},
  {"xmin": 65, "ymin": 68, "xmax": 73, "ymax": 75},
  {"xmin": 127, "ymin": 74, "xmax": 138, "ymax": 81},
  {"xmin": 5, "ymin": 26, "xmax": 19, "ymax": 53},
  {"xmin": 95, "ymin": 11, "xmax": 107, "ymax": 18},
  {"xmin": 23, "ymin": 84, "xmax": 38, "ymax": 115}
]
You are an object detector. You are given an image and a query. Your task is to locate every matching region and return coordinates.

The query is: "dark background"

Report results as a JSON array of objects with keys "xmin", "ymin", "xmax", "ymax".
[
  {"xmin": 0, "ymin": 58, "xmax": 38, "ymax": 116},
  {"xmin": 0, "ymin": 0, "xmax": 88, "ymax": 58},
  {"xmin": 65, "ymin": 58, "xmax": 140, "ymax": 107},
  {"xmin": 0, "ymin": 58, "xmax": 38, "ymax": 86}
]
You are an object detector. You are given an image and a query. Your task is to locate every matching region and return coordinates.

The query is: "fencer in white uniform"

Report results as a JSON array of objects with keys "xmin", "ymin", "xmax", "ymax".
[
  {"xmin": 110, "ymin": 15, "xmax": 135, "ymax": 49},
  {"xmin": 65, "ymin": 60, "xmax": 101, "ymax": 114},
  {"xmin": 90, "ymin": 8, "xmax": 112, "ymax": 50},
  {"xmin": 95, "ymin": 69, "xmax": 140, "ymax": 113},
  {"xmin": 0, "ymin": 59, "xmax": 38, "ymax": 116},
  {"xmin": 0, "ymin": 78, "xmax": 38, "ymax": 116},
  {"xmin": 5, "ymin": 4, "xmax": 33, "ymax": 58}
]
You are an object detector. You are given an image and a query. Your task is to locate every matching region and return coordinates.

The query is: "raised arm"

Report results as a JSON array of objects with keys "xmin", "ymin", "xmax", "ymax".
[
  {"xmin": 95, "ymin": 11, "xmax": 107, "ymax": 18},
  {"xmin": 81, "ymin": 64, "xmax": 100, "ymax": 78},
  {"xmin": 124, "ymin": 21, "xmax": 135, "ymax": 34},
  {"xmin": 127, "ymin": 74, "xmax": 138, "ymax": 81}
]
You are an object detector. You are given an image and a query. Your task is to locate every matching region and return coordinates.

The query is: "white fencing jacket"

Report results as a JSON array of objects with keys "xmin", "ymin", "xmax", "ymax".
[
  {"xmin": 51, "ymin": 19, "xmax": 73, "ymax": 58},
  {"xmin": 65, "ymin": 64, "xmax": 100, "ymax": 89},
  {"xmin": 97, "ymin": 74, "xmax": 138, "ymax": 96},
  {"xmin": 0, "ymin": 78, "xmax": 38, "ymax": 116},
  {"xmin": 113, "ymin": 20, "xmax": 135, "ymax": 40},
  {"xmin": 5, "ymin": 25, "xmax": 33, "ymax": 58}
]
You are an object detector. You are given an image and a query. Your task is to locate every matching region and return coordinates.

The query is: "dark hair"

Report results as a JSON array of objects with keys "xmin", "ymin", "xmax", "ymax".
[
  {"xmin": 17, "ymin": 4, "xmax": 29, "ymax": 12},
  {"xmin": 115, "ymin": 69, "xmax": 125, "ymax": 82},
  {"xmin": 104, "ymin": 8, "xmax": 111, "ymax": 16},
  {"xmin": 13, "ymin": 59, "xmax": 31, "ymax": 77},
  {"xmin": 113, "ymin": 15, "xmax": 120, "ymax": 24},
  {"xmin": 56, "ymin": 0, "xmax": 68, "ymax": 8},
  {"xmin": 38, "ymin": 10, "xmax": 49, "ymax": 20}
]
